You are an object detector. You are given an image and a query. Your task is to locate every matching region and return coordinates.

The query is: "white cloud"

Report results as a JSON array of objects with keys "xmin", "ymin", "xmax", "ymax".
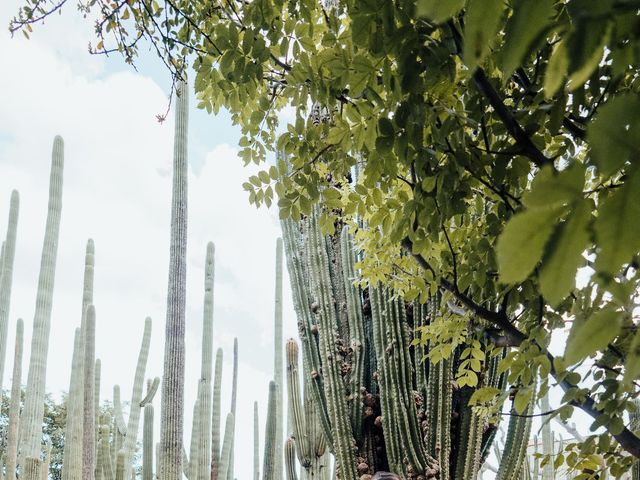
[{"xmin": 0, "ymin": 4, "xmax": 297, "ymax": 478}]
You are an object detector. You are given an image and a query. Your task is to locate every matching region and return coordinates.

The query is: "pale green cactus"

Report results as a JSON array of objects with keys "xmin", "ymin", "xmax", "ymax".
[
  {"xmin": 6, "ymin": 318, "xmax": 23, "ymax": 480},
  {"xmin": 211, "ymin": 347, "xmax": 224, "ymax": 479},
  {"xmin": 83, "ymin": 305, "xmax": 97, "ymax": 480},
  {"xmin": 218, "ymin": 413, "xmax": 235, "ymax": 480},
  {"xmin": 23, "ymin": 457, "xmax": 42, "ymax": 480},
  {"xmin": 274, "ymin": 238, "xmax": 284, "ymax": 480},
  {"xmin": 227, "ymin": 338, "xmax": 238, "ymax": 480},
  {"xmin": 159, "ymin": 78, "xmax": 189, "ymax": 480},
  {"xmin": 143, "ymin": 404, "xmax": 154, "ymax": 480},
  {"xmin": 0, "ymin": 190, "xmax": 19, "ymax": 393},
  {"xmin": 262, "ymin": 381, "xmax": 277, "ymax": 480},
  {"xmin": 20, "ymin": 135, "xmax": 64, "ymax": 459},
  {"xmin": 254, "ymin": 401, "xmax": 260, "ymax": 480}
]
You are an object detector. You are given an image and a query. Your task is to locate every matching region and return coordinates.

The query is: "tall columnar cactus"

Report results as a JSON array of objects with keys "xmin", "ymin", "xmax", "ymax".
[
  {"xmin": 123, "ymin": 317, "xmax": 153, "ymax": 479},
  {"xmin": 64, "ymin": 239, "xmax": 95, "ymax": 480},
  {"xmin": 284, "ymin": 439, "xmax": 297, "ymax": 480},
  {"xmin": 263, "ymin": 381, "xmax": 277, "ymax": 480},
  {"xmin": 6, "ymin": 318, "xmax": 23, "ymax": 480},
  {"xmin": 211, "ymin": 348, "xmax": 223, "ymax": 479},
  {"xmin": 143, "ymin": 404, "xmax": 154, "ymax": 480},
  {"xmin": 197, "ymin": 242, "xmax": 215, "ymax": 480},
  {"xmin": 226, "ymin": 338, "xmax": 238, "ymax": 480},
  {"xmin": 83, "ymin": 305, "xmax": 97, "ymax": 480},
  {"xmin": 280, "ymin": 206, "xmax": 508, "ymax": 479},
  {"xmin": 189, "ymin": 394, "xmax": 202, "ymax": 479},
  {"xmin": 23, "ymin": 457, "xmax": 42, "ymax": 480},
  {"xmin": 274, "ymin": 238, "xmax": 284, "ymax": 480},
  {"xmin": 254, "ymin": 401, "xmax": 260, "ymax": 480},
  {"xmin": 541, "ymin": 391, "xmax": 554, "ymax": 480},
  {"xmin": 0, "ymin": 190, "xmax": 19, "ymax": 392},
  {"xmin": 20, "ymin": 135, "xmax": 64, "ymax": 459},
  {"xmin": 218, "ymin": 413, "xmax": 235, "ymax": 480},
  {"xmin": 160, "ymin": 79, "xmax": 189, "ymax": 480},
  {"xmin": 496, "ymin": 398, "xmax": 535, "ymax": 480},
  {"xmin": 42, "ymin": 439, "xmax": 53, "ymax": 480}
]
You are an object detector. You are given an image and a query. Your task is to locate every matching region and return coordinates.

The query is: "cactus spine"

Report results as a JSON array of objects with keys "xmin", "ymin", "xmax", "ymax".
[
  {"xmin": 83, "ymin": 305, "xmax": 97, "ymax": 480},
  {"xmin": 160, "ymin": 79, "xmax": 188, "ymax": 480},
  {"xmin": 20, "ymin": 135, "xmax": 64, "ymax": 459},
  {"xmin": 0, "ymin": 190, "xmax": 19, "ymax": 392},
  {"xmin": 274, "ymin": 238, "xmax": 284, "ymax": 480},
  {"xmin": 123, "ymin": 317, "xmax": 153, "ymax": 478},
  {"xmin": 6, "ymin": 318, "xmax": 23, "ymax": 480}
]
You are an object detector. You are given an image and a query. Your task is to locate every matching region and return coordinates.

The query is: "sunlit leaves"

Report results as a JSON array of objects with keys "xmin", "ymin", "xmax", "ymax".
[
  {"xmin": 416, "ymin": 0, "xmax": 466, "ymax": 23},
  {"xmin": 564, "ymin": 307, "xmax": 622, "ymax": 365},
  {"xmin": 463, "ymin": 0, "xmax": 506, "ymax": 71}
]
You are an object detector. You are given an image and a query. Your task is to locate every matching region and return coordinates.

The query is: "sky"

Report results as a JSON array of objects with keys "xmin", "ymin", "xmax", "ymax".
[{"xmin": 0, "ymin": 2, "xmax": 299, "ymax": 478}]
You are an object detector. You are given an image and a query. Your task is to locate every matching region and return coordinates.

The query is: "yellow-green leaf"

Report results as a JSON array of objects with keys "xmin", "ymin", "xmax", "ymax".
[
  {"xmin": 564, "ymin": 307, "xmax": 622, "ymax": 365},
  {"xmin": 463, "ymin": 0, "xmax": 506, "ymax": 71}
]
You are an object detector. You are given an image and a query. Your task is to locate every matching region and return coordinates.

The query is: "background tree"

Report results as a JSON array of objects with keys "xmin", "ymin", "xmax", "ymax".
[{"xmin": 9, "ymin": 0, "xmax": 640, "ymax": 476}]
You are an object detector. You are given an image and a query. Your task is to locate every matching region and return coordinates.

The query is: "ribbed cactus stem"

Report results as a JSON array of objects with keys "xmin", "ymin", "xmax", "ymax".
[
  {"xmin": 211, "ymin": 348, "xmax": 223, "ymax": 479},
  {"xmin": 23, "ymin": 457, "xmax": 42, "ymax": 480},
  {"xmin": 189, "ymin": 394, "xmax": 201, "ymax": 480},
  {"xmin": 100, "ymin": 420, "xmax": 114, "ymax": 480},
  {"xmin": 20, "ymin": 136, "xmax": 64, "ymax": 459},
  {"xmin": 285, "ymin": 339, "xmax": 310, "ymax": 467},
  {"xmin": 143, "ymin": 405, "xmax": 154, "ymax": 480},
  {"xmin": 115, "ymin": 451, "xmax": 125, "ymax": 480},
  {"xmin": 6, "ymin": 318, "xmax": 23, "ymax": 480},
  {"xmin": 160, "ymin": 79, "xmax": 189, "ymax": 480},
  {"xmin": 274, "ymin": 238, "xmax": 284, "ymax": 480},
  {"xmin": 262, "ymin": 381, "xmax": 277, "ymax": 480},
  {"xmin": 41, "ymin": 439, "xmax": 51, "ymax": 480},
  {"xmin": 496, "ymin": 398, "xmax": 535, "ymax": 480},
  {"xmin": 140, "ymin": 377, "xmax": 160, "ymax": 407},
  {"xmin": 197, "ymin": 242, "xmax": 214, "ymax": 480},
  {"xmin": 123, "ymin": 317, "xmax": 153, "ymax": 479},
  {"xmin": 540, "ymin": 392, "xmax": 554, "ymax": 480},
  {"xmin": 284, "ymin": 439, "xmax": 298, "ymax": 480},
  {"xmin": 226, "ymin": 338, "xmax": 238, "ymax": 480},
  {"xmin": 254, "ymin": 401, "xmax": 260, "ymax": 480},
  {"xmin": 83, "ymin": 305, "xmax": 97, "ymax": 480},
  {"xmin": 218, "ymin": 413, "xmax": 235, "ymax": 480},
  {"xmin": 95, "ymin": 357, "xmax": 102, "ymax": 471},
  {"xmin": 0, "ymin": 190, "xmax": 19, "ymax": 392}
]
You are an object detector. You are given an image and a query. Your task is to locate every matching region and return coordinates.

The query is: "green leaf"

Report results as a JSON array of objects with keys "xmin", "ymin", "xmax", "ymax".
[
  {"xmin": 514, "ymin": 388, "xmax": 533, "ymax": 414},
  {"xmin": 544, "ymin": 40, "xmax": 568, "ymax": 98},
  {"xmin": 587, "ymin": 94, "xmax": 640, "ymax": 176},
  {"xmin": 463, "ymin": 0, "xmax": 507, "ymax": 71},
  {"xmin": 564, "ymin": 307, "xmax": 622, "ymax": 365},
  {"xmin": 500, "ymin": 0, "xmax": 556, "ymax": 80},
  {"xmin": 523, "ymin": 163, "xmax": 585, "ymax": 209},
  {"xmin": 497, "ymin": 204, "xmax": 566, "ymax": 284},
  {"xmin": 594, "ymin": 169, "xmax": 640, "ymax": 274},
  {"xmin": 567, "ymin": 23, "xmax": 610, "ymax": 91},
  {"xmin": 624, "ymin": 329, "xmax": 640, "ymax": 384},
  {"xmin": 539, "ymin": 199, "xmax": 591, "ymax": 306},
  {"xmin": 416, "ymin": 0, "xmax": 466, "ymax": 23}
]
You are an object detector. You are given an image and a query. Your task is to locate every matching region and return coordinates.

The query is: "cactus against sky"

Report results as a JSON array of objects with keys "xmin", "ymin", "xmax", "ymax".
[
  {"xmin": 274, "ymin": 238, "xmax": 284, "ymax": 480},
  {"xmin": 226, "ymin": 338, "xmax": 238, "ymax": 480},
  {"xmin": 0, "ymin": 190, "xmax": 19, "ymax": 392},
  {"xmin": 83, "ymin": 305, "xmax": 97, "ymax": 480},
  {"xmin": 218, "ymin": 413, "xmax": 235, "ymax": 480},
  {"xmin": 254, "ymin": 401, "xmax": 260, "ymax": 480},
  {"xmin": 262, "ymin": 381, "xmax": 277, "ymax": 480},
  {"xmin": 159, "ymin": 79, "xmax": 189, "ymax": 480},
  {"xmin": 20, "ymin": 135, "xmax": 64, "ymax": 459},
  {"xmin": 211, "ymin": 347, "xmax": 223, "ymax": 479},
  {"xmin": 6, "ymin": 318, "xmax": 23, "ymax": 480},
  {"xmin": 143, "ymin": 404, "xmax": 154, "ymax": 480}
]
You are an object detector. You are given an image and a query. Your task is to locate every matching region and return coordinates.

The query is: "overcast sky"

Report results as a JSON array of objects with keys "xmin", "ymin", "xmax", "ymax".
[{"xmin": 0, "ymin": 2, "xmax": 301, "ymax": 477}]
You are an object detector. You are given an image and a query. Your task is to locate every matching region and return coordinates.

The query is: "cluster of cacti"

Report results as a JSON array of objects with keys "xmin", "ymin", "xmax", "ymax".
[
  {"xmin": 275, "ymin": 203, "xmax": 541, "ymax": 480},
  {"xmin": 0, "ymin": 81, "xmax": 245, "ymax": 480}
]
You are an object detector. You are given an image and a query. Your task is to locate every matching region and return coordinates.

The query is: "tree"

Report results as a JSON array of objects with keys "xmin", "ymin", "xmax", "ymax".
[{"xmin": 9, "ymin": 0, "xmax": 640, "ymax": 475}]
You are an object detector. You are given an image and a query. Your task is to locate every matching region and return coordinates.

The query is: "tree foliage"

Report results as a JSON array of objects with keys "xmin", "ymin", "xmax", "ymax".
[{"xmin": 10, "ymin": 0, "xmax": 640, "ymax": 475}]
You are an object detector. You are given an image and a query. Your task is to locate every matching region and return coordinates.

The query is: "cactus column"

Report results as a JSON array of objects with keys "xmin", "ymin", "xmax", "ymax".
[
  {"xmin": 0, "ymin": 190, "xmax": 19, "ymax": 392},
  {"xmin": 83, "ymin": 305, "xmax": 97, "ymax": 480},
  {"xmin": 6, "ymin": 318, "xmax": 23, "ymax": 480},
  {"xmin": 160, "ymin": 80, "xmax": 189, "ymax": 480},
  {"xmin": 274, "ymin": 238, "xmax": 284, "ymax": 480},
  {"xmin": 20, "ymin": 135, "xmax": 64, "ymax": 459}
]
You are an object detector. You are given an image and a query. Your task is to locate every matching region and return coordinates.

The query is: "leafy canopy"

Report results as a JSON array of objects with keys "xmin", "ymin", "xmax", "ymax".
[{"xmin": 10, "ymin": 0, "xmax": 640, "ymax": 474}]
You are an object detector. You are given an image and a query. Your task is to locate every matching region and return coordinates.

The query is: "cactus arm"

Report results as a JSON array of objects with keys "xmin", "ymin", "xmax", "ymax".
[
  {"xmin": 159, "ymin": 79, "xmax": 189, "ymax": 480},
  {"xmin": 100, "ymin": 420, "xmax": 115, "ymax": 480},
  {"xmin": 254, "ymin": 401, "xmax": 260, "ymax": 480},
  {"xmin": 284, "ymin": 439, "xmax": 298, "ymax": 480},
  {"xmin": 83, "ymin": 305, "xmax": 97, "ymax": 480},
  {"xmin": 197, "ymin": 242, "xmax": 214, "ymax": 480},
  {"xmin": 143, "ymin": 405, "xmax": 154, "ymax": 480},
  {"xmin": 189, "ymin": 392, "xmax": 201, "ymax": 480},
  {"xmin": 285, "ymin": 339, "xmax": 310, "ymax": 467},
  {"xmin": 274, "ymin": 238, "xmax": 284, "ymax": 480},
  {"xmin": 140, "ymin": 377, "xmax": 161, "ymax": 407},
  {"xmin": 218, "ymin": 413, "xmax": 235, "ymax": 480},
  {"xmin": 0, "ymin": 190, "xmax": 19, "ymax": 392},
  {"xmin": 262, "ymin": 382, "xmax": 277, "ymax": 480},
  {"xmin": 210, "ymin": 347, "xmax": 223, "ymax": 479},
  {"xmin": 123, "ymin": 317, "xmax": 153, "ymax": 478},
  {"xmin": 20, "ymin": 136, "xmax": 64, "ymax": 459},
  {"xmin": 6, "ymin": 318, "xmax": 23, "ymax": 480}
]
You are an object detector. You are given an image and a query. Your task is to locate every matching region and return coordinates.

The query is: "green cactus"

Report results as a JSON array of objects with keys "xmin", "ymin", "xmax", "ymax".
[
  {"xmin": 99, "ymin": 417, "xmax": 114, "ymax": 480},
  {"xmin": 218, "ymin": 413, "xmax": 235, "ymax": 480},
  {"xmin": 254, "ymin": 401, "xmax": 260, "ymax": 480},
  {"xmin": 227, "ymin": 338, "xmax": 238, "ymax": 480},
  {"xmin": 42, "ymin": 439, "xmax": 52, "ymax": 480},
  {"xmin": 211, "ymin": 347, "xmax": 223, "ymax": 479},
  {"xmin": 143, "ymin": 404, "xmax": 154, "ymax": 480},
  {"xmin": 284, "ymin": 439, "xmax": 298, "ymax": 480},
  {"xmin": 0, "ymin": 190, "xmax": 19, "ymax": 392},
  {"xmin": 20, "ymin": 135, "xmax": 64, "ymax": 460},
  {"xmin": 83, "ymin": 305, "xmax": 97, "ymax": 480},
  {"xmin": 159, "ymin": 79, "xmax": 189, "ymax": 480},
  {"xmin": 123, "ymin": 317, "xmax": 153, "ymax": 478},
  {"xmin": 6, "ymin": 318, "xmax": 23, "ymax": 480},
  {"xmin": 541, "ymin": 391, "xmax": 554, "ymax": 480},
  {"xmin": 23, "ymin": 457, "xmax": 42, "ymax": 480},
  {"xmin": 274, "ymin": 238, "xmax": 284, "ymax": 480},
  {"xmin": 496, "ymin": 397, "xmax": 535, "ymax": 480},
  {"xmin": 263, "ymin": 381, "xmax": 277, "ymax": 480},
  {"xmin": 189, "ymin": 394, "xmax": 202, "ymax": 479},
  {"xmin": 115, "ymin": 451, "xmax": 125, "ymax": 480}
]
